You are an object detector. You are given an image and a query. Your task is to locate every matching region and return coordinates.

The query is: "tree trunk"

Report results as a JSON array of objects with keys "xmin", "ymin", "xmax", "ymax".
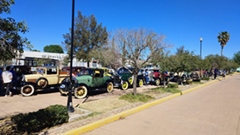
[
  {"xmin": 221, "ymin": 46, "xmax": 224, "ymax": 56},
  {"xmin": 133, "ymin": 74, "xmax": 138, "ymax": 96}
]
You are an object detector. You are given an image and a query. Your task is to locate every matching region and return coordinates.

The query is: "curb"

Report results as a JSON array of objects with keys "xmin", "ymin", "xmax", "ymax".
[{"xmin": 62, "ymin": 76, "xmax": 227, "ymax": 135}]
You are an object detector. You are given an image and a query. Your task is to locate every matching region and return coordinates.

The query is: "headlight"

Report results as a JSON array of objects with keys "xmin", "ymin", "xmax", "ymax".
[{"xmin": 60, "ymin": 84, "xmax": 66, "ymax": 89}]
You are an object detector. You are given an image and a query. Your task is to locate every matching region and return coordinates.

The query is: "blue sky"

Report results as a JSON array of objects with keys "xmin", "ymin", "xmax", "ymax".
[{"xmin": 2, "ymin": 0, "xmax": 240, "ymax": 59}]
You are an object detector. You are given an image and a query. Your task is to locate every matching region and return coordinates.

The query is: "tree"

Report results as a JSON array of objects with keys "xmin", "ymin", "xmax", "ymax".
[
  {"xmin": 204, "ymin": 54, "xmax": 228, "ymax": 69},
  {"xmin": 169, "ymin": 46, "xmax": 201, "ymax": 74},
  {"xmin": 217, "ymin": 31, "xmax": 230, "ymax": 56},
  {"xmin": 43, "ymin": 44, "xmax": 64, "ymax": 53},
  {"xmin": 233, "ymin": 51, "xmax": 240, "ymax": 66},
  {"xmin": 111, "ymin": 28, "xmax": 168, "ymax": 95},
  {"xmin": 0, "ymin": 0, "xmax": 32, "ymax": 64},
  {"xmin": 63, "ymin": 11, "xmax": 108, "ymax": 67}
]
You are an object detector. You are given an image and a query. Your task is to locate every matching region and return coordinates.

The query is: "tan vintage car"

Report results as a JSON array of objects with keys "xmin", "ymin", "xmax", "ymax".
[{"xmin": 20, "ymin": 66, "xmax": 68, "ymax": 96}]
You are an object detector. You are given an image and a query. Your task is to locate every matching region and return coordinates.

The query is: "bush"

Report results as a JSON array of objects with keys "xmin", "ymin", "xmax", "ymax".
[
  {"xmin": 11, "ymin": 105, "xmax": 69, "ymax": 134},
  {"xmin": 119, "ymin": 93, "xmax": 154, "ymax": 103}
]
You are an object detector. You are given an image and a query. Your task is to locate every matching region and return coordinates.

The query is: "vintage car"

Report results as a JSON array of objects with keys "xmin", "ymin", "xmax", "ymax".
[
  {"xmin": 147, "ymin": 68, "xmax": 161, "ymax": 86},
  {"xmin": 169, "ymin": 72, "xmax": 192, "ymax": 84},
  {"xmin": 20, "ymin": 66, "xmax": 68, "ymax": 96},
  {"xmin": 117, "ymin": 67, "xmax": 144, "ymax": 90},
  {"xmin": 59, "ymin": 67, "xmax": 114, "ymax": 99}
]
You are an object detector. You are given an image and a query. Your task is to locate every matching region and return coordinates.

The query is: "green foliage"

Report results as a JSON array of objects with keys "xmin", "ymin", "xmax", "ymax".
[
  {"xmin": 11, "ymin": 105, "xmax": 69, "ymax": 134},
  {"xmin": 233, "ymin": 51, "xmax": 240, "ymax": 66},
  {"xmin": 217, "ymin": 31, "xmax": 230, "ymax": 56},
  {"xmin": 119, "ymin": 93, "xmax": 155, "ymax": 103},
  {"xmin": 167, "ymin": 46, "xmax": 201, "ymax": 73},
  {"xmin": 43, "ymin": 44, "xmax": 64, "ymax": 53},
  {"xmin": 204, "ymin": 54, "xmax": 236, "ymax": 70},
  {"xmin": 0, "ymin": 0, "xmax": 14, "ymax": 14},
  {"xmin": 0, "ymin": 0, "xmax": 32, "ymax": 63},
  {"xmin": 201, "ymin": 77, "xmax": 210, "ymax": 81},
  {"xmin": 151, "ymin": 86, "xmax": 181, "ymax": 94},
  {"xmin": 63, "ymin": 11, "xmax": 108, "ymax": 66},
  {"xmin": 167, "ymin": 83, "xmax": 179, "ymax": 88}
]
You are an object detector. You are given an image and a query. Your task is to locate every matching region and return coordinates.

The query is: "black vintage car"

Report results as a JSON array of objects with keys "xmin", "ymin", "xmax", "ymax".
[
  {"xmin": 0, "ymin": 65, "xmax": 32, "ymax": 90},
  {"xmin": 117, "ymin": 67, "xmax": 145, "ymax": 90}
]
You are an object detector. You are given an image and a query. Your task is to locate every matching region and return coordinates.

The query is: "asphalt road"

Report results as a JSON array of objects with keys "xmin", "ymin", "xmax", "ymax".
[{"xmin": 83, "ymin": 74, "xmax": 240, "ymax": 135}]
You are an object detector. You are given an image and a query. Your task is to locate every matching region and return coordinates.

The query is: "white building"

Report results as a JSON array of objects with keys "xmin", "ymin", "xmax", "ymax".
[{"xmin": 12, "ymin": 51, "xmax": 101, "ymax": 68}]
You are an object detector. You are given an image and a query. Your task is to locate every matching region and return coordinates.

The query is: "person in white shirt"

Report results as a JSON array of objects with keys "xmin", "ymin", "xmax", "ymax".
[{"xmin": 2, "ymin": 66, "xmax": 13, "ymax": 97}]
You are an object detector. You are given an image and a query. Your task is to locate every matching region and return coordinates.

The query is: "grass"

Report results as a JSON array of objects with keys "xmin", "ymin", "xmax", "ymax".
[
  {"xmin": 192, "ymin": 81, "xmax": 204, "ymax": 84},
  {"xmin": 119, "ymin": 93, "xmax": 155, "ymax": 103},
  {"xmin": 151, "ymin": 87, "xmax": 182, "ymax": 94}
]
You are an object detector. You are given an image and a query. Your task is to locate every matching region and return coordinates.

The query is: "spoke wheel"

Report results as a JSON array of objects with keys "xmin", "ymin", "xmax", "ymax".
[
  {"xmin": 121, "ymin": 81, "xmax": 129, "ymax": 90},
  {"xmin": 138, "ymin": 79, "xmax": 144, "ymax": 87},
  {"xmin": 74, "ymin": 86, "xmax": 88, "ymax": 99},
  {"xmin": 107, "ymin": 82, "xmax": 114, "ymax": 93},
  {"xmin": 37, "ymin": 78, "xmax": 48, "ymax": 89},
  {"xmin": 21, "ymin": 85, "xmax": 35, "ymax": 97},
  {"xmin": 155, "ymin": 79, "xmax": 160, "ymax": 86}
]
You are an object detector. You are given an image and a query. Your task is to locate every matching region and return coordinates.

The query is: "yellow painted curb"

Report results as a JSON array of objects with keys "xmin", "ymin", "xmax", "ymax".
[
  {"xmin": 63, "ymin": 75, "xmax": 234, "ymax": 135},
  {"xmin": 63, "ymin": 92, "xmax": 182, "ymax": 135}
]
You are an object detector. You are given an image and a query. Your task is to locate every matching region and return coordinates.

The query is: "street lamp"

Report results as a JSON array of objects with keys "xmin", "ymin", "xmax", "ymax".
[
  {"xmin": 200, "ymin": 37, "xmax": 203, "ymax": 59},
  {"xmin": 67, "ymin": 0, "xmax": 75, "ymax": 112},
  {"xmin": 200, "ymin": 37, "xmax": 203, "ymax": 78}
]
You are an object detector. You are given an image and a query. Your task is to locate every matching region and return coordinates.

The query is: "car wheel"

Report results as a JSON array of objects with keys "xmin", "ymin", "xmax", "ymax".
[
  {"xmin": 155, "ymin": 79, "xmax": 160, "ymax": 86},
  {"xmin": 21, "ymin": 84, "xmax": 35, "ymax": 96},
  {"xmin": 121, "ymin": 81, "xmax": 129, "ymax": 90},
  {"xmin": 59, "ymin": 88, "xmax": 68, "ymax": 96},
  {"xmin": 138, "ymin": 79, "xmax": 144, "ymax": 87},
  {"xmin": 128, "ymin": 76, "xmax": 134, "ymax": 85},
  {"xmin": 74, "ymin": 85, "xmax": 88, "ymax": 99},
  {"xmin": 107, "ymin": 82, "xmax": 114, "ymax": 93},
  {"xmin": 36, "ymin": 78, "xmax": 48, "ymax": 89}
]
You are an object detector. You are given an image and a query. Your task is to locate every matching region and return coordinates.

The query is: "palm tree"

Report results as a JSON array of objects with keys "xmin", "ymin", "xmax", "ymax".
[{"xmin": 217, "ymin": 31, "xmax": 230, "ymax": 56}]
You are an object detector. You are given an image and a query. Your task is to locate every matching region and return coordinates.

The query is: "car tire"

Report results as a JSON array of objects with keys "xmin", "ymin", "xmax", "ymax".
[
  {"xmin": 21, "ymin": 84, "xmax": 35, "ymax": 97},
  {"xmin": 138, "ymin": 79, "xmax": 144, "ymax": 87},
  {"xmin": 74, "ymin": 85, "xmax": 88, "ymax": 99},
  {"xmin": 155, "ymin": 79, "xmax": 160, "ymax": 86},
  {"xmin": 121, "ymin": 81, "xmax": 129, "ymax": 90},
  {"xmin": 107, "ymin": 82, "xmax": 114, "ymax": 93},
  {"xmin": 59, "ymin": 88, "xmax": 68, "ymax": 96},
  {"xmin": 59, "ymin": 77, "xmax": 70, "ymax": 96},
  {"xmin": 36, "ymin": 78, "xmax": 48, "ymax": 89}
]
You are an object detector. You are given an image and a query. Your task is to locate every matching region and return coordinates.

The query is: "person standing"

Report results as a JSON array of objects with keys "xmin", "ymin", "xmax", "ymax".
[
  {"xmin": 222, "ymin": 69, "xmax": 226, "ymax": 80},
  {"xmin": 144, "ymin": 69, "xmax": 149, "ymax": 85},
  {"xmin": 2, "ymin": 66, "xmax": 13, "ymax": 97},
  {"xmin": 214, "ymin": 68, "xmax": 218, "ymax": 80}
]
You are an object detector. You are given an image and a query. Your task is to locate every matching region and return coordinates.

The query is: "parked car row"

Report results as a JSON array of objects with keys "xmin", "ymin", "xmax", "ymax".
[{"xmin": 1, "ymin": 65, "xmax": 202, "ymax": 98}]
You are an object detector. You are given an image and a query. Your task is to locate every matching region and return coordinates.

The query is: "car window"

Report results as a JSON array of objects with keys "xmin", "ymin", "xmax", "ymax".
[
  {"xmin": 47, "ymin": 68, "xmax": 57, "ymax": 74},
  {"xmin": 153, "ymin": 70, "xmax": 159, "ymax": 72}
]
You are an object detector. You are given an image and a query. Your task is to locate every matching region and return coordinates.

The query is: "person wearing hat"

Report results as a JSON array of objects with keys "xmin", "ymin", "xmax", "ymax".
[{"xmin": 2, "ymin": 66, "xmax": 13, "ymax": 97}]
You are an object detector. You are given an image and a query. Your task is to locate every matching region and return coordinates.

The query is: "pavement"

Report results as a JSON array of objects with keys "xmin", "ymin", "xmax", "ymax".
[
  {"xmin": 0, "ymin": 88, "xmax": 100, "ymax": 119},
  {"xmin": 63, "ymin": 73, "xmax": 240, "ymax": 135}
]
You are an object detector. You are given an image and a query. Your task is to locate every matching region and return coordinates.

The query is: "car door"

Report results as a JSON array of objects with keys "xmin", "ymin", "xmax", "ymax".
[
  {"xmin": 45, "ymin": 68, "xmax": 58, "ymax": 85},
  {"xmin": 92, "ymin": 69, "xmax": 105, "ymax": 88}
]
